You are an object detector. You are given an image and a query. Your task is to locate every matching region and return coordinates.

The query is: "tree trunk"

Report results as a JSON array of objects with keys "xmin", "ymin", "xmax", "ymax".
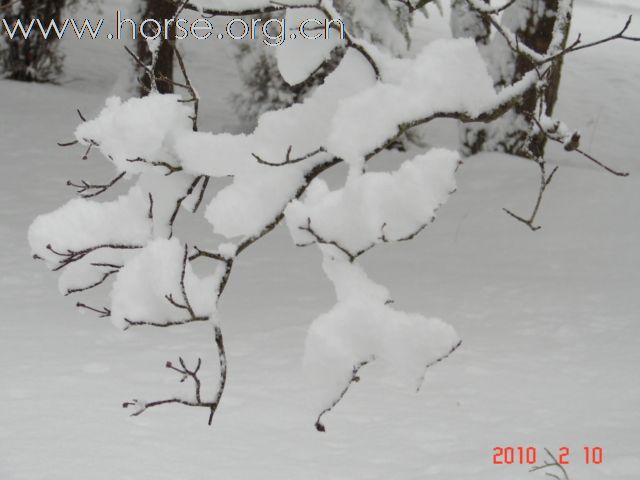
[
  {"xmin": 452, "ymin": 0, "xmax": 572, "ymax": 158},
  {"xmin": 135, "ymin": 0, "xmax": 177, "ymax": 96}
]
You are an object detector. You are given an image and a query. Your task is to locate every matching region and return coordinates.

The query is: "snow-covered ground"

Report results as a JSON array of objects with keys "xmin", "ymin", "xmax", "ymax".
[{"xmin": 1, "ymin": 1, "xmax": 639, "ymax": 479}]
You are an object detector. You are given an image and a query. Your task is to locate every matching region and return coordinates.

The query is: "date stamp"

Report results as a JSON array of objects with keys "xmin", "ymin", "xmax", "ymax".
[{"xmin": 493, "ymin": 446, "xmax": 604, "ymax": 465}]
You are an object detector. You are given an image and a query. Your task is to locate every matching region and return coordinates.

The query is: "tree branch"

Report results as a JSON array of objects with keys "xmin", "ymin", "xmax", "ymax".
[
  {"xmin": 252, "ymin": 146, "xmax": 326, "ymax": 167},
  {"xmin": 123, "ymin": 324, "xmax": 227, "ymax": 426},
  {"xmin": 416, "ymin": 339, "xmax": 463, "ymax": 392},
  {"xmin": 122, "ymin": 316, "xmax": 209, "ymax": 330},
  {"xmin": 126, "ymin": 157, "xmax": 183, "ymax": 175},
  {"xmin": 46, "ymin": 243, "xmax": 143, "ymax": 271},
  {"xmin": 503, "ymin": 160, "xmax": 559, "ymax": 231},
  {"xmin": 168, "ymin": 176, "xmax": 207, "ymax": 237},
  {"xmin": 66, "ymin": 172, "xmax": 126, "ymax": 198},
  {"xmin": 315, "ymin": 358, "xmax": 372, "ymax": 432},
  {"xmin": 76, "ymin": 302, "xmax": 111, "ymax": 318},
  {"xmin": 64, "ymin": 266, "xmax": 121, "ymax": 296},
  {"xmin": 529, "ymin": 114, "xmax": 629, "ymax": 177},
  {"xmin": 297, "ymin": 218, "xmax": 373, "ymax": 262},
  {"xmin": 530, "ymin": 448, "xmax": 571, "ymax": 480}
]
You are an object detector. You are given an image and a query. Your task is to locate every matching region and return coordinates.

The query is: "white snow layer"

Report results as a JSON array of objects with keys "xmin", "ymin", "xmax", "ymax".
[
  {"xmin": 173, "ymin": 39, "xmax": 494, "ymax": 239},
  {"xmin": 28, "ymin": 186, "xmax": 152, "ymax": 266},
  {"xmin": 175, "ymin": 49, "xmax": 376, "ymax": 239},
  {"xmin": 110, "ymin": 238, "xmax": 218, "ymax": 330},
  {"xmin": 304, "ymin": 257, "xmax": 461, "ymax": 410},
  {"xmin": 74, "ymin": 94, "xmax": 193, "ymax": 173},
  {"xmin": 28, "ymin": 187, "xmax": 153, "ymax": 295},
  {"xmin": 136, "ymin": 170, "xmax": 198, "ymax": 238},
  {"xmin": 285, "ymin": 149, "xmax": 459, "ymax": 256},
  {"xmin": 327, "ymin": 38, "xmax": 496, "ymax": 170},
  {"xmin": 276, "ymin": 7, "xmax": 341, "ymax": 86}
]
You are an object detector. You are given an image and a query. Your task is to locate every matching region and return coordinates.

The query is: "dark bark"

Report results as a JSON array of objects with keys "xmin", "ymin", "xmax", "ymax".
[
  {"xmin": 135, "ymin": 0, "xmax": 177, "ymax": 96},
  {"xmin": 502, "ymin": 0, "xmax": 570, "ymax": 157},
  {"xmin": 453, "ymin": 0, "xmax": 572, "ymax": 158}
]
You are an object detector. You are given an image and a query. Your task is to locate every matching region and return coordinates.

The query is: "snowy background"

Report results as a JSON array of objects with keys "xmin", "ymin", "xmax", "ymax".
[{"xmin": 1, "ymin": 0, "xmax": 639, "ymax": 479}]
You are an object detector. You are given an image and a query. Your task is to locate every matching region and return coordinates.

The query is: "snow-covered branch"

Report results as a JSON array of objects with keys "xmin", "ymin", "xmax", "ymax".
[
  {"xmin": 30, "ymin": 0, "xmax": 637, "ymax": 430},
  {"xmin": 466, "ymin": 0, "xmax": 638, "ymax": 66},
  {"xmin": 459, "ymin": 0, "xmax": 633, "ymax": 228}
]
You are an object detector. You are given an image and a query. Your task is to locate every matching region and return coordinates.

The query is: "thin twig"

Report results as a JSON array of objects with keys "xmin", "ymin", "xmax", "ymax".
[
  {"xmin": 416, "ymin": 340, "xmax": 463, "ymax": 392},
  {"xmin": 76, "ymin": 302, "xmax": 111, "ymax": 318},
  {"xmin": 67, "ymin": 172, "xmax": 126, "ymax": 198},
  {"xmin": 530, "ymin": 448, "xmax": 571, "ymax": 480},
  {"xmin": 126, "ymin": 157, "xmax": 183, "ymax": 175},
  {"xmin": 315, "ymin": 358, "xmax": 372, "ymax": 432},
  {"xmin": 252, "ymin": 146, "xmax": 326, "ymax": 167},
  {"xmin": 46, "ymin": 243, "xmax": 143, "ymax": 271},
  {"xmin": 503, "ymin": 161, "xmax": 559, "ymax": 231}
]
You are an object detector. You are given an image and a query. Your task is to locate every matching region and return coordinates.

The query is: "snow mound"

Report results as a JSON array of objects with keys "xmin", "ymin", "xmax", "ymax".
[
  {"xmin": 304, "ymin": 257, "xmax": 461, "ymax": 411},
  {"xmin": 28, "ymin": 187, "xmax": 152, "ymax": 266},
  {"xmin": 74, "ymin": 94, "xmax": 192, "ymax": 173},
  {"xmin": 286, "ymin": 149, "xmax": 459, "ymax": 256},
  {"xmin": 276, "ymin": 7, "xmax": 341, "ymax": 86},
  {"xmin": 327, "ymin": 38, "xmax": 496, "ymax": 170},
  {"xmin": 110, "ymin": 238, "xmax": 218, "ymax": 330}
]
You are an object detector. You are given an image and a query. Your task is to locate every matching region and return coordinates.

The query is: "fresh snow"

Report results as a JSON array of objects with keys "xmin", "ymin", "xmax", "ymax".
[
  {"xmin": 110, "ymin": 238, "xmax": 218, "ymax": 330},
  {"xmin": 275, "ymin": 7, "xmax": 341, "ymax": 86},
  {"xmin": 28, "ymin": 186, "xmax": 152, "ymax": 265},
  {"xmin": 1, "ymin": 0, "xmax": 639, "ymax": 479},
  {"xmin": 74, "ymin": 94, "xmax": 193, "ymax": 174},
  {"xmin": 326, "ymin": 39, "xmax": 497, "ymax": 170},
  {"xmin": 286, "ymin": 148, "xmax": 459, "ymax": 254},
  {"xmin": 304, "ymin": 256, "xmax": 460, "ymax": 412}
]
